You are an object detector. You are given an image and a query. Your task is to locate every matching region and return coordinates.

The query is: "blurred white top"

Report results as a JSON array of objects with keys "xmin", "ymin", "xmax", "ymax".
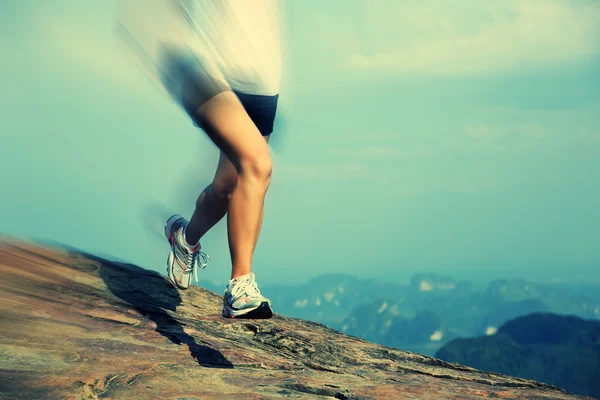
[{"xmin": 116, "ymin": 0, "xmax": 285, "ymax": 96}]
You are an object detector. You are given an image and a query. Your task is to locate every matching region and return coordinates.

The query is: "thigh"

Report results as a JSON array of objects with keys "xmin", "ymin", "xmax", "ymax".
[{"xmin": 194, "ymin": 91, "xmax": 270, "ymax": 174}]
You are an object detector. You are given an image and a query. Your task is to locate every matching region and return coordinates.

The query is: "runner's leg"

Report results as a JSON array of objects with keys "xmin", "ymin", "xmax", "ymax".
[
  {"xmin": 185, "ymin": 135, "xmax": 270, "ymax": 247},
  {"xmin": 190, "ymin": 91, "xmax": 271, "ymax": 280}
]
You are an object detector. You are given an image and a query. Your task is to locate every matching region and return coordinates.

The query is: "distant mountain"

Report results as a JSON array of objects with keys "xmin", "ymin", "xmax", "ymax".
[
  {"xmin": 337, "ymin": 275, "xmax": 457, "ymax": 352},
  {"xmin": 7, "ymin": 238, "xmax": 588, "ymax": 400},
  {"xmin": 435, "ymin": 313, "xmax": 600, "ymax": 398},
  {"xmin": 261, "ymin": 274, "xmax": 405, "ymax": 327},
  {"xmin": 200, "ymin": 274, "xmax": 406, "ymax": 329},
  {"xmin": 204, "ymin": 273, "xmax": 600, "ymax": 358}
]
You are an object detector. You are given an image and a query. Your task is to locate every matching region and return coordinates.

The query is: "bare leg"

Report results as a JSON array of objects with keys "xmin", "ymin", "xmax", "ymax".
[
  {"xmin": 184, "ymin": 152, "xmax": 237, "ymax": 246},
  {"xmin": 189, "ymin": 91, "xmax": 272, "ymax": 280},
  {"xmin": 185, "ymin": 135, "xmax": 270, "ymax": 247}
]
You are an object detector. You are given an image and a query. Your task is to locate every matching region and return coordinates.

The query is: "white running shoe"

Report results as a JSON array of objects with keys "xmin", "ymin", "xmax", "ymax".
[
  {"xmin": 222, "ymin": 273, "xmax": 273, "ymax": 319},
  {"xmin": 165, "ymin": 214, "xmax": 209, "ymax": 290}
]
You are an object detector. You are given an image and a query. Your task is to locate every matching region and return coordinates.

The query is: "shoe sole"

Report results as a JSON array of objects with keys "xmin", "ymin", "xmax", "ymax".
[
  {"xmin": 223, "ymin": 301, "xmax": 273, "ymax": 319},
  {"xmin": 166, "ymin": 253, "xmax": 191, "ymax": 290}
]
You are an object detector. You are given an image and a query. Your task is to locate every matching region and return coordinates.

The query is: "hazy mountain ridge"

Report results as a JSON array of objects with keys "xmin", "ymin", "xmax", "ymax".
[
  {"xmin": 435, "ymin": 313, "xmax": 600, "ymax": 398},
  {"xmin": 252, "ymin": 273, "xmax": 600, "ymax": 357},
  {"xmin": 3, "ymin": 237, "xmax": 591, "ymax": 399}
]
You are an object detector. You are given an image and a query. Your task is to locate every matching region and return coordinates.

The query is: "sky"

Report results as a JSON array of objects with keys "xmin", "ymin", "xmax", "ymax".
[{"xmin": 1, "ymin": 0, "xmax": 599, "ymax": 286}]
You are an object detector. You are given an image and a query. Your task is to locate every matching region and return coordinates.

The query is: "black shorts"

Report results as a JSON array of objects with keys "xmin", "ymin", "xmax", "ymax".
[
  {"xmin": 186, "ymin": 89, "xmax": 279, "ymax": 137},
  {"xmin": 160, "ymin": 47, "xmax": 279, "ymax": 136},
  {"xmin": 232, "ymin": 91, "xmax": 279, "ymax": 136}
]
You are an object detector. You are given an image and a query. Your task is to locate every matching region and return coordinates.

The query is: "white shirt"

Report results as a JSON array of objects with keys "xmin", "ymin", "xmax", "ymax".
[
  {"xmin": 185, "ymin": 0, "xmax": 283, "ymax": 95},
  {"xmin": 117, "ymin": 0, "xmax": 284, "ymax": 97}
]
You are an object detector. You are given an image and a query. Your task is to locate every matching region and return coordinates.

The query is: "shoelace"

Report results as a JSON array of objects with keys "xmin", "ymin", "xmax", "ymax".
[
  {"xmin": 180, "ymin": 245, "xmax": 210, "ymax": 284},
  {"xmin": 244, "ymin": 280, "xmax": 261, "ymax": 297},
  {"xmin": 229, "ymin": 275, "xmax": 261, "ymax": 299}
]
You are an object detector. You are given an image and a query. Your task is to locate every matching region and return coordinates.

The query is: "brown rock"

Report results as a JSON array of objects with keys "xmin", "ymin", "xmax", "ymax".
[{"xmin": 0, "ymin": 237, "xmax": 592, "ymax": 399}]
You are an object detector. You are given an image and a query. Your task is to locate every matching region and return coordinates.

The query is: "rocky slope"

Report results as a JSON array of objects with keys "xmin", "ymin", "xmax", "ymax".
[
  {"xmin": 257, "ymin": 269, "xmax": 600, "ymax": 359},
  {"xmin": 0, "ymin": 237, "xmax": 592, "ymax": 399}
]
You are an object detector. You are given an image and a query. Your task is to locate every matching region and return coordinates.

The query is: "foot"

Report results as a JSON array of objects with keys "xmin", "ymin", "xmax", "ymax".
[
  {"xmin": 222, "ymin": 273, "xmax": 273, "ymax": 319},
  {"xmin": 165, "ymin": 214, "xmax": 209, "ymax": 289}
]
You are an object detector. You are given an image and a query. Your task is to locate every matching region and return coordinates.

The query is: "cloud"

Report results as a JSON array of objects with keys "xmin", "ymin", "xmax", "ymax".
[
  {"xmin": 375, "ymin": 170, "xmax": 500, "ymax": 195},
  {"xmin": 275, "ymin": 161, "xmax": 368, "ymax": 181},
  {"xmin": 461, "ymin": 122, "xmax": 552, "ymax": 152},
  {"xmin": 329, "ymin": 145, "xmax": 407, "ymax": 160},
  {"xmin": 464, "ymin": 123, "xmax": 548, "ymax": 140},
  {"xmin": 587, "ymin": 131, "xmax": 600, "ymax": 144},
  {"xmin": 337, "ymin": 0, "xmax": 600, "ymax": 75}
]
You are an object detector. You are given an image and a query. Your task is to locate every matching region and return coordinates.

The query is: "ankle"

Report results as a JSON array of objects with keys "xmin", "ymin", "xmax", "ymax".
[
  {"xmin": 182, "ymin": 224, "xmax": 200, "ymax": 249},
  {"xmin": 230, "ymin": 270, "xmax": 252, "ymax": 281}
]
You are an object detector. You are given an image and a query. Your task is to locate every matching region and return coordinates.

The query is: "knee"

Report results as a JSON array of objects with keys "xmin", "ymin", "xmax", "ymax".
[
  {"xmin": 240, "ymin": 152, "xmax": 272, "ymax": 183},
  {"xmin": 210, "ymin": 178, "xmax": 237, "ymax": 201}
]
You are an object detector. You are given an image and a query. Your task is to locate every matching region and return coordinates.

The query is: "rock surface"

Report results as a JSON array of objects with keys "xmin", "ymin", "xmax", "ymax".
[{"xmin": 0, "ymin": 237, "xmax": 592, "ymax": 399}]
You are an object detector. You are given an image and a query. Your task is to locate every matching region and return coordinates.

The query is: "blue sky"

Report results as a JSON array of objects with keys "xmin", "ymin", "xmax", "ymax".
[{"xmin": 1, "ymin": 0, "xmax": 599, "ymax": 285}]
